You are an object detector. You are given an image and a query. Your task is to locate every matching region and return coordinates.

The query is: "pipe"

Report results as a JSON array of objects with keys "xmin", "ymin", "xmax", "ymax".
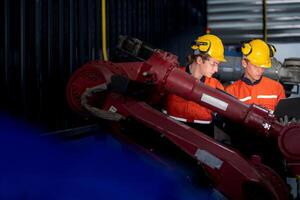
[
  {"xmin": 101, "ymin": 0, "xmax": 108, "ymax": 61},
  {"xmin": 263, "ymin": 0, "xmax": 267, "ymax": 42}
]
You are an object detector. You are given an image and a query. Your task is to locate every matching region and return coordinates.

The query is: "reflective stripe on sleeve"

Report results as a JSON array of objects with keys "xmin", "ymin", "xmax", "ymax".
[
  {"xmin": 239, "ymin": 96, "xmax": 251, "ymax": 102},
  {"xmin": 169, "ymin": 115, "xmax": 211, "ymax": 124},
  {"xmin": 163, "ymin": 110, "xmax": 211, "ymax": 124},
  {"xmin": 257, "ymin": 95, "xmax": 278, "ymax": 99},
  {"xmin": 193, "ymin": 120, "xmax": 211, "ymax": 124},
  {"xmin": 169, "ymin": 115, "xmax": 187, "ymax": 122},
  {"xmin": 161, "ymin": 109, "xmax": 167, "ymax": 114}
]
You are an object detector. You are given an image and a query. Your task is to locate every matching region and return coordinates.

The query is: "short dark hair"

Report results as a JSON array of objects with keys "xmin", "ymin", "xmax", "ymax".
[{"xmin": 186, "ymin": 53, "xmax": 209, "ymax": 65}]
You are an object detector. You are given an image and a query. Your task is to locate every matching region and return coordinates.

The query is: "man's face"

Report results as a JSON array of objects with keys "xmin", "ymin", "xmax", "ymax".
[
  {"xmin": 200, "ymin": 57, "xmax": 220, "ymax": 78},
  {"xmin": 242, "ymin": 58, "xmax": 265, "ymax": 82}
]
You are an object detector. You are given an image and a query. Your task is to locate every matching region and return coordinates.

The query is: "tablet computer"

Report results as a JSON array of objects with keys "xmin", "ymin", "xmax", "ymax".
[{"xmin": 274, "ymin": 97, "xmax": 300, "ymax": 120}]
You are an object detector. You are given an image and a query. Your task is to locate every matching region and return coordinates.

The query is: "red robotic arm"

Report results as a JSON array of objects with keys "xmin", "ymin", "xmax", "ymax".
[
  {"xmin": 149, "ymin": 50, "xmax": 300, "ymax": 172},
  {"xmin": 66, "ymin": 36, "xmax": 299, "ymax": 199}
]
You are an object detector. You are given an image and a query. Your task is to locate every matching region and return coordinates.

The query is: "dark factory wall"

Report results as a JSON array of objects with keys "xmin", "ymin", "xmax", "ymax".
[{"xmin": 0, "ymin": 0, "xmax": 206, "ymax": 131}]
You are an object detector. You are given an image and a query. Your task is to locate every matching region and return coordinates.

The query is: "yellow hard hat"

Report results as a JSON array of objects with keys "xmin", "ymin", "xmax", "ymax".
[
  {"xmin": 241, "ymin": 39, "xmax": 276, "ymax": 68},
  {"xmin": 191, "ymin": 34, "xmax": 226, "ymax": 62}
]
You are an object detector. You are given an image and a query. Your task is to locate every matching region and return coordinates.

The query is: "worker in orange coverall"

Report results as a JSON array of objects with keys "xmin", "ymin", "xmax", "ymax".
[
  {"xmin": 166, "ymin": 34, "xmax": 226, "ymax": 137},
  {"xmin": 225, "ymin": 39, "xmax": 286, "ymax": 176}
]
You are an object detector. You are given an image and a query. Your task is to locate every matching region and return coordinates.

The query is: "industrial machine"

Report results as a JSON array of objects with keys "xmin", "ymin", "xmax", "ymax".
[{"xmin": 66, "ymin": 36, "xmax": 300, "ymax": 199}]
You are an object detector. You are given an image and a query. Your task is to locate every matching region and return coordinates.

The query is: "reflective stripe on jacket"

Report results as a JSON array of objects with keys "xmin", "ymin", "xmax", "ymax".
[
  {"xmin": 162, "ymin": 109, "xmax": 211, "ymax": 124},
  {"xmin": 225, "ymin": 76, "xmax": 286, "ymax": 111},
  {"xmin": 166, "ymin": 67, "xmax": 224, "ymax": 123}
]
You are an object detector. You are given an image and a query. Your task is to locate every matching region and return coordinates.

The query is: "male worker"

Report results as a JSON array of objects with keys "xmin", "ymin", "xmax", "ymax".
[
  {"xmin": 166, "ymin": 34, "xmax": 226, "ymax": 136},
  {"xmin": 226, "ymin": 39, "xmax": 285, "ymax": 111},
  {"xmin": 225, "ymin": 39, "xmax": 286, "ymax": 176}
]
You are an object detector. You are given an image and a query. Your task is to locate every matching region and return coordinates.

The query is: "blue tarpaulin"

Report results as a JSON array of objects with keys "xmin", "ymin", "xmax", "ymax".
[{"xmin": 0, "ymin": 113, "xmax": 220, "ymax": 200}]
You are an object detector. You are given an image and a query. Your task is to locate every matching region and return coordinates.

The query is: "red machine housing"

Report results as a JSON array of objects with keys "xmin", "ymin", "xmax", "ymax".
[{"xmin": 66, "ymin": 38, "xmax": 300, "ymax": 199}]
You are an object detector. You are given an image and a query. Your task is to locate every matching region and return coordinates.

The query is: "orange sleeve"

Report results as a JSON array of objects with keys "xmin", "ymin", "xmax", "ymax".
[
  {"xmin": 216, "ymin": 80, "xmax": 224, "ymax": 90},
  {"xmin": 166, "ymin": 94, "xmax": 187, "ymax": 116},
  {"xmin": 277, "ymin": 83, "xmax": 286, "ymax": 103},
  {"xmin": 225, "ymin": 84, "xmax": 234, "ymax": 96},
  {"xmin": 206, "ymin": 78, "xmax": 224, "ymax": 90}
]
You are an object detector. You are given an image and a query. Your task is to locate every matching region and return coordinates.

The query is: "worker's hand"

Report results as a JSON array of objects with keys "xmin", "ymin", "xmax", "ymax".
[{"xmin": 279, "ymin": 115, "xmax": 299, "ymax": 125}]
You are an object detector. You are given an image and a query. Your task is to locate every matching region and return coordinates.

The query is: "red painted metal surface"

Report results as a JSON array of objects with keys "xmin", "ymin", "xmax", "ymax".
[{"xmin": 66, "ymin": 48, "xmax": 300, "ymax": 199}]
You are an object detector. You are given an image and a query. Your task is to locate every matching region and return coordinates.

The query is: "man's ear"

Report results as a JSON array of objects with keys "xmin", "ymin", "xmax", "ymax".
[
  {"xmin": 241, "ymin": 58, "xmax": 247, "ymax": 69},
  {"xmin": 196, "ymin": 56, "xmax": 203, "ymax": 64}
]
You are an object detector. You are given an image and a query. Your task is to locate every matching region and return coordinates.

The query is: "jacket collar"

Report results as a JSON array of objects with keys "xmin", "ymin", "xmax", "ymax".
[{"xmin": 240, "ymin": 74, "xmax": 262, "ymax": 86}]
